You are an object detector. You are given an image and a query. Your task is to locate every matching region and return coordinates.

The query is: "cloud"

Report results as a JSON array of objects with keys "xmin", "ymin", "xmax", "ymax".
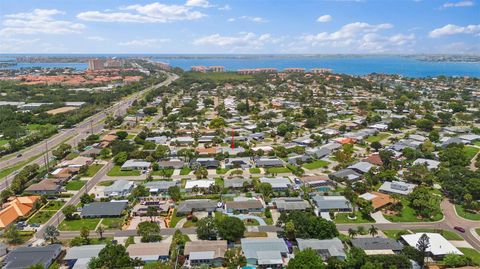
[
  {"xmin": 0, "ymin": 9, "xmax": 85, "ymax": 37},
  {"xmin": 77, "ymin": 2, "xmax": 206, "ymax": 23},
  {"xmin": 301, "ymin": 22, "xmax": 415, "ymax": 52},
  {"xmin": 429, "ymin": 24, "xmax": 480, "ymax": 37},
  {"xmin": 218, "ymin": 5, "xmax": 231, "ymax": 10},
  {"xmin": 317, "ymin": 14, "xmax": 332, "ymax": 22},
  {"xmin": 193, "ymin": 32, "xmax": 278, "ymax": 50},
  {"xmin": 228, "ymin": 16, "xmax": 268, "ymax": 23},
  {"xmin": 185, "ymin": 0, "xmax": 211, "ymax": 8},
  {"xmin": 442, "ymin": 1, "xmax": 474, "ymax": 8},
  {"xmin": 118, "ymin": 38, "xmax": 170, "ymax": 46},
  {"xmin": 87, "ymin": 36, "xmax": 105, "ymax": 41}
]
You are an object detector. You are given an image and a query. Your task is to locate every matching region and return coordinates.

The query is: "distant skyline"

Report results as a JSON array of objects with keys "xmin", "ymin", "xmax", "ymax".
[{"xmin": 1, "ymin": 0, "xmax": 479, "ymax": 54}]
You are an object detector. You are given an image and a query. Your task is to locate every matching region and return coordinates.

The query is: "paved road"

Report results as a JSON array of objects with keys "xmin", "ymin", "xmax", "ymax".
[
  {"xmin": 0, "ymin": 72, "xmax": 178, "ymax": 192},
  {"xmin": 337, "ymin": 199, "xmax": 480, "ymax": 250}
]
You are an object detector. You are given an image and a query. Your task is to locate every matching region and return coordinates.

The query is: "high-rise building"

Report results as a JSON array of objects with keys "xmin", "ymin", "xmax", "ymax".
[{"xmin": 88, "ymin": 58, "xmax": 105, "ymax": 71}]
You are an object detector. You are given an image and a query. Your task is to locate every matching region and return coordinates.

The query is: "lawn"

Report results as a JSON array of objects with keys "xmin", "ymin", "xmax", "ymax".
[
  {"xmin": 179, "ymin": 167, "xmax": 192, "ymax": 175},
  {"xmin": 100, "ymin": 217, "xmax": 124, "ymax": 229},
  {"xmin": 334, "ymin": 212, "xmax": 375, "ymax": 224},
  {"xmin": 366, "ymin": 132, "xmax": 390, "ymax": 143},
  {"xmin": 459, "ymin": 247, "xmax": 480, "ymax": 265},
  {"xmin": 383, "ymin": 198, "xmax": 443, "ymax": 222},
  {"xmin": 382, "ymin": 229, "xmax": 411, "ymax": 239},
  {"xmin": 214, "ymin": 177, "xmax": 224, "ymax": 187},
  {"xmin": 0, "ymin": 154, "xmax": 41, "ymax": 180},
  {"xmin": 107, "ymin": 166, "xmax": 141, "ymax": 176},
  {"xmin": 66, "ymin": 180, "xmax": 86, "ymax": 191},
  {"xmin": 65, "ymin": 152, "xmax": 79, "ymax": 160},
  {"xmin": 265, "ymin": 167, "xmax": 291, "ymax": 174},
  {"xmin": 98, "ymin": 180, "xmax": 114, "ymax": 186},
  {"xmin": 183, "ymin": 220, "xmax": 197, "ymax": 228},
  {"xmin": 455, "ymin": 204, "xmax": 480, "ymax": 221},
  {"xmin": 302, "ymin": 160, "xmax": 330, "ymax": 170},
  {"xmin": 169, "ymin": 209, "xmax": 183, "ymax": 228},
  {"xmin": 28, "ymin": 210, "xmax": 56, "ymax": 225},
  {"xmin": 411, "ymin": 229, "xmax": 463, "ymax": 240},
  {"xmin": 464, "ymin": 146, "xmax": 480, "ymax": 160},
  {"xmin": 43, "ymin": 201, "xmax": 65, "ymax": 210},
  {"xmin": 186, "ymin": 71, "xmax": 254, "ymax": 82},
  {"xmin": 249, "ymin": 168, "xmax": 261, "ymax": 174},
  {"xmin": 59, "ymin": 218, "xmax": 101, "ymax": 231},
  {"xmin": 244, "ymin": 231, "xmax": 268, "ymax": 237},
  {"xmin": 216, "ymin": 168, "xmax": 230, "ymax": 174},
  {"xmin": 474, "ymin": 141, "xmax": 480, "ymax": 147},
  {"xmin": 126, "ymin": 134, "xmax": 136, "ymax": 140},
  {"xmin": 0, "ymin": 140, "xmax": 8, "ymax": 147},
  {"xmin": 83, "ymin": 164, "xmax": 104, "ymax": 177},
  {"xmin": 151, "ymin": 168, "xmax": 174, "ymax": 177},
  {"xmin": 244, "ymin": 219, "xmax": 260, "ymax": 226}
]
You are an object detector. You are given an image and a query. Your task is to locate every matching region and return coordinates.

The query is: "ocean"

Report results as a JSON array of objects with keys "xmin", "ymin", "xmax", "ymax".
[{"xmin": 1, "ymin": 54, "xmax": 480, "ymax": 78}]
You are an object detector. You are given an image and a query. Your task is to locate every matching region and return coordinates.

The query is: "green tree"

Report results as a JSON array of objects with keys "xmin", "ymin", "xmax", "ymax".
[
  {"xmin": 370, "ymin": 141, "xmax": 382, "ymax": 152},
  {"xmin": 168, "ymin": 186, "xmax": 181, "ymax": 201},
  {"xmin": 138, "ymin": 221, "xmax": 162, "ymax": 242},
  {"xmin": 196, "ymin": 216, "xmax": 218, "ymax": 240},
  {"xmin": 216, "ymin": 216, "xmax": 246, "ymax": 242},
  {"xmin": 96, "ymin": 224, "xmax": 106, "ymax": 239},
  {"xmin": 80, "ymin": 226, "xmax": 90, "ymax": 244},
  {"xmin": 443, "ymin": 254, "xmax": 471, "ymax": 268},
  {"xmin": 88, "ymin": 243, "xmax": 141, "ymax": 269},
  {"xmin": 115, "ymin": 131, "xmax": 128, "ymax": 140},
  {"xmin": 416, "ymin": 233, "xmax": 430, "ymax": 268},
  {"xmin": 62, "ymin": 205, "xmax": 77, "ymax": 220},
  {"xmin": 44, "ymin": 225, "xmax": 60, "ymax": 244},
  {"xmin": 368, "ymin": 225, "xmax": 378, "ymax": 237},
  {"xmin": 5, "ymin": 225, "xmax": 22, "ymax": 244},
  {"xmin": 223, "ymin": 247, "xmax": 247, "ymax": 269},
  {"xmin": 113, "ymin": 151, "xmax": 128, "ymax": 165},
  {"xmin": 287, "ymin": 248, "xmax": 325, "ymax": 269}
]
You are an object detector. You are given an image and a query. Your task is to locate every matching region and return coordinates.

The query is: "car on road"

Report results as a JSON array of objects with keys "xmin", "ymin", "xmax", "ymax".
[
  {"xmin": 454, "ymin": 226, "xmax": 465, "ymax": 233},
  {"xmin": 16, "ymin": 154, "xmax": 22, "ymax": 158}
]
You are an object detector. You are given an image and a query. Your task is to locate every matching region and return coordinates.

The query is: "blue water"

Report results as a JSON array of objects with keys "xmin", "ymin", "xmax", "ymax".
[
  {"xmin": 153, "ymin": 55, "xmax": 480, "ymax": 78},
  {"xmin": 1, "ymin": 54, "xmax": 479, "ymax": 77}
]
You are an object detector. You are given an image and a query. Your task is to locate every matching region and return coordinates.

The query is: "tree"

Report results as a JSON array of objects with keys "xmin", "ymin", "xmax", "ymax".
[
  {"xmin": 209, "ymin": 117, "xmax": 226, "ymax": 129},
  {"xmin": 96, "ymin": 224, "xmax": 106, "ymax": 239},
  {"xmin": 168, "ymin": 186, "xmax": 181, "ymax": 201},
  {"xmin": 62, "ymin": 205, "xmax": 77, "ymax": 220},
  {"xmin": 416, "ymin": 119, "xmax": 434, "ymax": 132},
  {"xmin": 132, "ymin": 185, "xmax": 149, "ymax": 197},
  {"xmin": 52, "ymin": 143, "xmax": 72, "ymax": 160},
  {"xmin": 217, "ymin": 216, "xmax": 246, "ymax": 242},
  {"xmin": 5, "ymin": 225, "xmax": 22, "ymax": 244},
  {"xmin": 443, "ymin": 253, "xmax": 471, "ymax": 268},
  {"xmin": 147, "ymin": 206, "xmax": 158, "ymax": 221},
  {"xmin": 348, "ymin": 228, "xmax": 358, "ymax": 239},
  {"xmin": 115, "ymin": 131, "xmax": 128, "ymax": 140},
  {"xmin": 416, "ymin": 233, "xmax": 430, "ymax": 268},
  {"xmin": 80, "ymin": 226, "xmax": 90, "ymax": 244},
  {"xmin": 194, "ymin": 166, "xmax": 208, "ymax": 179},
  {"xmin": 287, "ymin": 248, "xmax": 325, "ymax": 269},
  {"xmin": 370, "ymin": 141, "xmax": 382, "ymax": 152},
  {"xmin": 143, "ymin": 107, "xmax": 158, "ymax": 115},
  {"xmin": 138, "ymin": 221, "xmax": 162, "ymax": 242},
  {"xmin": 88, "ymin": 243, "xmax": 141, "ymax": 269},
  {"xmin": 223, "ymin": 247, "xmax": 247, "ymax": 269},
  {"xmin": 44, "ymin": 225, "xmax": 59, "ymax": 244},
  {"xmin": 285, "ymin": 220, "xmax": 296, "ymax": 241},
  {"xmin": 368, "ymin": 225, "xmax": 378, "ymax": 237},
  {"xmin": 113, "ymin": 151, "xmax": 128, "ymax": 165},
  {"xmin": 282, "ymin": 211, "xmax": 338, "ymax": 239},
  {"xmin": 80, "ymin": 193, "xmax": 95, "ymax": 204},
  {"xmin": 196, "ymin": 216, "xmax": 218, "ymax": 240}
]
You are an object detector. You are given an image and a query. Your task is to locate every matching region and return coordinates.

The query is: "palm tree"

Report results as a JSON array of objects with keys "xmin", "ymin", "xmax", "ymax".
[
  {"xmin": 368, "ymin": 225, "xmax": 378, "ymax": 237},
  {"xmin": 348, "ymin": 228, "xmax": 357, "ymax": 239},
  {"xmin": 96, "ymin": 224, "xmax": 105, "ymax": 239}
]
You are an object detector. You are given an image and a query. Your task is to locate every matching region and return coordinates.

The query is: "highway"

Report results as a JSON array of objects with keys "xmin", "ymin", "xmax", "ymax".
[{"xmin": 0, "ymin": 72, "xmax": 178, "ymax": 192}]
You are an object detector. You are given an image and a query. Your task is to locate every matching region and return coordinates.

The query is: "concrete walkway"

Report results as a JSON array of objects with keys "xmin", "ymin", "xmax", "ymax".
[
  {"xmin": 227, "ymin": 213, "xmax": 267, "ymax": 225},
  {"xmin": 371, "ymin": 211, "xmax": 391, "ymax": 224}
]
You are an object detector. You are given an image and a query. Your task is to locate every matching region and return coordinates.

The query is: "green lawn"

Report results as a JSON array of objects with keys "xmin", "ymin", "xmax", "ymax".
[
  {"xmin": 334, "ymin": 212, "xmax": 375, "ymax": 224},
  {"xmin": 455, "ymin": 204, "xmax": 480, "ymax": 221},
  {"xmin": 459, "ymin": 247, "xmax": 480, "ymax": 265},
  {"xmin": 474, "ymin": 141, "xmax": 480, "ymax": 147},
  {"xmin": 65, "ymin": 152, "xmax": 79, "ymax": 160},
  {"xmin": 265, "ymin": 167, "xmax": 291, "ymax": 174},
  {"xmin": 214, "ymin": 177, "xmax": 224, "ymax": 187},
  {"xmin": 0, "ymin": 140, "xmax": 8, "ymax": 147},
  {"xmin": 411, "ymin": 229, "xmax": 463, "ymax": 240},
  {"xmin": 302, "ymin": 160, "xmax": 330, "ymax": 170},
  {"xmin": 464, "ymin": 146, "xmax": 480, "ymax": 160},
  {"xmin": 383, "ymin": 198, "xmax": 443, "ymax": 222},
  {"xmin": 100, "ymin": 217, "xmax": 124, "ymax": 229},
  {"xmin": 182, "ymin": 220, "xmax": 197, "ymax": 228},
  {"xmin": 107, "ymin": 166, "xmax": 141, "ymax": 176},
  {"xmin": 179, "ymin": 167, "xmax": 192, "ymax": 175},
  {"xmin": 186, "ymin": 71, "xmax": 253, "ymax": 82},
  {"xmin": 244, "ymin": 219, "xmax": 260, "ymax": 226},
  {"xmin": 98, "ymin": 180, "xmax": 114, "ymax": 186},
  {"xmin": 59, "ymin": 218, "xmax": 101, "ymax": 231},
  {"xmin": 28, "ymin": 210, "xmax": 56, "ymax": 225},
  {"xmin": 151, "ymin": 168, "xmax": 174, "ymax": 177},
  {"xmin": 43, "ymin": 201, "xmax": 65, "ymax": 210},
  {"xmin": 382, "ymin": 229, "xmax": 412, "ymax": 239},
  {"xmin": 169, "ymin": 209, "xmax": 182, "ymax": 228},
  {"xmin": 249, "ymin": 168, "xmax": 261, "ymax": 174},
  {"xmin": 366, "ymin": 132, "xmax": 390, "ymax": 143},
  {"xmin": 126, "ymin": 134, "xmax": 136, "ymax": 140},
  {"xmin": 83, "ymin": 164, "xmax": 104, "ymax": 177},
  {"xmin": 66, "ymin": 180, "xmax": 86, "ymax": 191},
  {"xmin": 216, "ymin": 168, "xmax": 230, "ymax": 174},
  {"xmin": 0, "ymin": 154, "xmax": 41, "ymax": 180}
]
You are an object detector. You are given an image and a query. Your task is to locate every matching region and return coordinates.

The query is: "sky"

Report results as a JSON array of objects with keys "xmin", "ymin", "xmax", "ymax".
[{"xmin": 0, "ymin": 0, "xmax": 479, "ymax": 54}]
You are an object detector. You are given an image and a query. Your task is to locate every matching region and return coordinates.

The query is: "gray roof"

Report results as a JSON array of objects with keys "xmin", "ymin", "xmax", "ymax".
[
  {"xmin": 379, "ymin": 181, "xmax": 416, "ymax": 195},
  {"xmin": 272, "ymin": 197, "xmax": 310, "ymax": 211},
  {"xmin": 255, "ymin": 157, "xmax": 285, "ymax": 167},
  {"xmin": 81, "ymin": 201, "xmax": 127, "ymax": 217},
  {"xmin": 351, "ymin": 238, "xmax": 404, "ymax": 251},
  {"xmin": 158, "ymin": 159, "xmax": 185, "ymax": 169},
  {"xmin": 104, "ymin": 180, "xmax": 133, "ymax": 194},
  {"xmin": 224, "ymin": 177, "xmax": 250, "ymax": 188},
  {"xmin": 241, "ymin": 238, "xmax": 288, "ymax": 261},
  {"xmin": 348, "ymin": 161, "xmax": 375, "ymax": 174},
  {"xmin": 259, "ymin": 177, "xmax": 292, "ymax": 189},
  {"xmin": 4, "ymin": 244, "xmax": 62, "ymax": 269},
  {"xmin": 145, "ymin": 181, "xmax": 178, "ymax": 191},
  {"xmin": 297, "ymin": 238, "xmax": 346, "ymax": 259},
  {"xmin": 121, "ymin": 159, "xmax": 151, "ymax": 169},
  {"xmin": 64, "ymin": 245, "xmax": 105, "ymax": 260},
  {"xmin": 176, "ymin": 199, "xmax": 218, "ymax": 214},
  {"xmin": 330, "ymin": 169, "xmax": 361, "ymax": 181},
  {"xmin": 313, "ymin": 195, "xmax": 351, "ymax": 210}
]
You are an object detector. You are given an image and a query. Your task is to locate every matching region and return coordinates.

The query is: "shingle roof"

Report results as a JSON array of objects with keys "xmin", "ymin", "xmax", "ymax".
[
  {"xmin": 4, "ymin": 244, "xmax": 61, "ymax": 269},
  {"xmin": 81, "ymin": 201, "xmax": 127, "ymax": 217},
  {"xmin": 351, "ymin": 238, "xmax": 403, "ymax": 251}
]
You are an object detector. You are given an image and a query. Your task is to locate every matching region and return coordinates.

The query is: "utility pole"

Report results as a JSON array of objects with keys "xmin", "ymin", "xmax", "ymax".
[{"xmin": 45, "ymin": 140, "xmax": 49, "ymax": 174}]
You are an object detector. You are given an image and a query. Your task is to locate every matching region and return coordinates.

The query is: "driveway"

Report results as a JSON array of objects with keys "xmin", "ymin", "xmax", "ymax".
[{"xmin": 227, "ymin": 213, "xmax": 267, "ymax": 225}]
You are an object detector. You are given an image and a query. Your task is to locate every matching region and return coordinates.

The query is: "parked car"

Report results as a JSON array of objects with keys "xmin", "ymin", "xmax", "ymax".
[{"xmin": 454, "ymin": 226, "xmax": 465, "ymax": 233}]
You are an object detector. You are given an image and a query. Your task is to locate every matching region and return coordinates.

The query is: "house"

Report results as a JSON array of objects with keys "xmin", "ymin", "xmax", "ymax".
[
  {"xmin": 225, "ymin": 199, "xmax": 264, "ymax": 213},
  {"xmin": 176, "ymin": 199, "xmax": 219, "ymax": 215},
  {"xmin": 198, "ymin": 135, "xmax": 215, "ymax": 143},
  {"xmin": 249, "ymin": 133, "xmax": 265, "ymax": 141},
  {"xmin": 192, "ymin": 158, "xmax": 220, "ymax": 169},
  {"xmin": 51, "ymin": 167, "xmax": 77, "ymax": 179},
  {"xmin": 401, "ymin": 233, "xmax": 463, "ymax": 259},
  {"xmin": 412, "ymin": 158, "xmax": 440, "ymax": 170},
  {"xmin": 224, "ymin": 177, "xmax": 251, "ymax": 189},
  {"xmin": 348, "ymin": 161, "xmax": 375, "ymax": 174},
  {"xmin": 158, "ymin": 159, "xmax": 185, "ymax": 169},
  {"xmin": 254, "ymin": 157, "xmax": 285, "ymax": 168},
  {"xmin": 459, "ymin": 134, "xmax": 480, "ymax": 143},
  {"xmin": 441, "ymin": 137, "xmax": 465, "ymax": 148},
  {"xmin": 80, "ymin": 201, "xmax": 127, "ymax": 218},
  {"xmin": 287, "ymin": 154, "xmax": 312, "ymax": 165},
  {"xmin": 103, "ymin": 180, "xmax": 134, "ymax": 197},
  {"xmin": 241, "ymin": 238, "xmax": 290, "ymax": 268},
  {"xmin": 195, "ymin": 147, "xmax": 218, "ymax": 156},
  {"xmin": 184, "ymin": 240, "xmax": 228, "ymax": 267},
  {"xmin": 0, "ymin": 196, "xmax": 39, "ymax": 228},
  {"xmin": 299, "ymin": 175, "xmax": 334, "ymax": 189},
  {"xmin": 171, "ymin": 136, "xmax": 195, "ymax": 145},
  {"xmin": 220, "ymin": 146, "xmax": 246, "ymax": 156},
  {"xmin": 313, "ymin": 195, "xmax": 351, "ymax": 212},
  {"xmin": 121, "ymin": 159, "xmax": 151, "ymax": 171},
  {"xmin": 271, "ymin": 197, "xmax": 310, "ymax": 212},
  {"xmin": 59, "ymin": 156, "xmax": 93, "ymax": 169},
  {"xmin": 225, "ymin": 157, "xmax": 252, "ymax": 169},
  {"xmin": 359, "ymin": 192, "xmax": 394, "ymax": 211},
  {"xmin": 330, "ymin": 169, "xmax": 362, "ymax": 182},
  {"xmin": 64, "ymin": 244, "xmax": 105, "ymax": 269},
  {"xmin": 144, "ymin": 181, "xmax": 178, "ymax": 194},
  {"xmin": 351, "ymin": 238, "xmax": 404, "ymax": 255},
  {"xmin": 379, "ymin": 181, "xmax": 417, "ymax": 196},
  {"xmin": 363, "ymin": 153, "xmax": 383, "ymax": 166},
  {"xmin": 259, "ymin": 177, "xmax": 292, "ymax": 191},
  {"xmin": 305, "ymin": 147, "xmax": 331, "ymax": 159},
  {"xmin": 145, "ymin": 136, "xmax": 168, "ymax": 145},
  {"xmin": 127, "ymin": 242, "xmax": 170, "ymax": 262},
  {"xmin": 185, "ymin": 179, "xmax": 215, "ymax": 191},
  {"xmin": 25, "ymin": 179, "xmax": 62, "ymax": 195},
  {"xmin": 79, "ymin": 147, "xmax": 102, "ymax": 157},
  {"xmin": 297, "ymin": 238, "xmax": 346, "ymax": 260},
  {"xmin": 132, "ymin": 199, "xmax": 171, "ymax": 216},
  {"xmin": 3, "ymin": 244, "xmax": 62, "ymax": 269}
]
